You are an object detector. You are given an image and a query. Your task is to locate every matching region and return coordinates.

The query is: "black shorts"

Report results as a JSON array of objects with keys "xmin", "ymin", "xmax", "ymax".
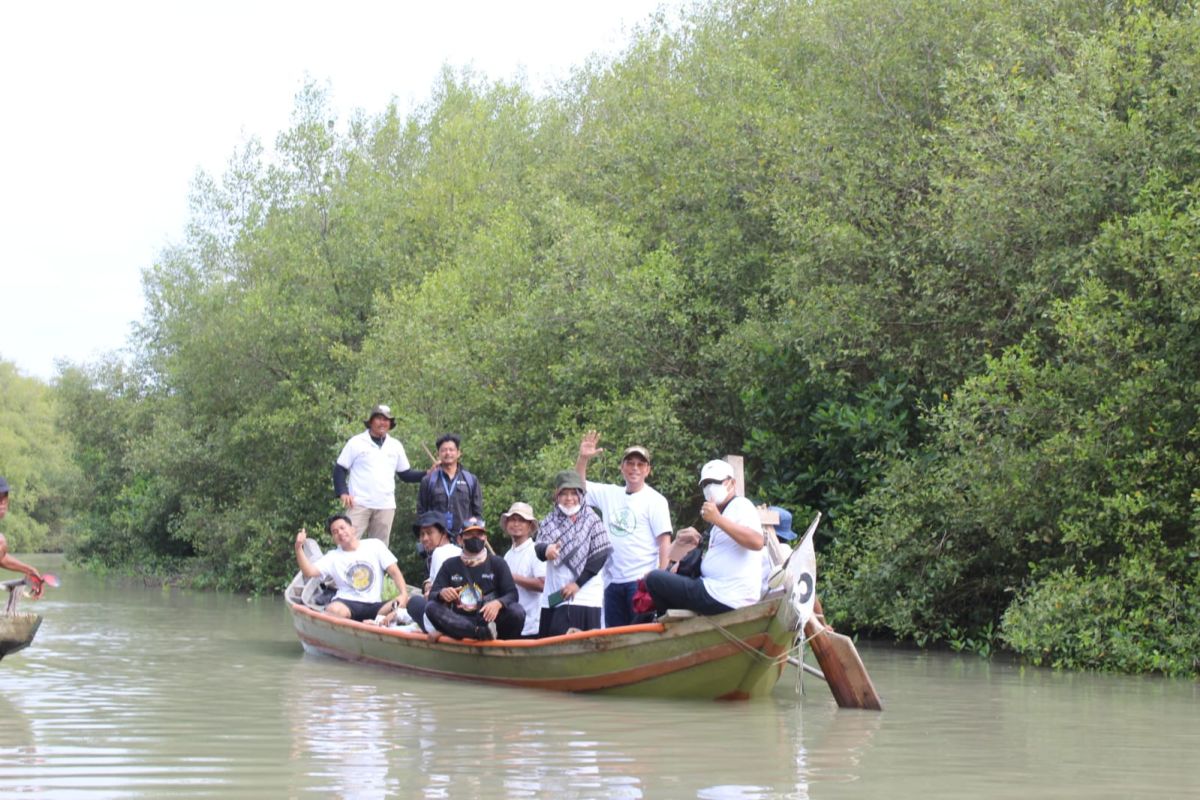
[{"xmin": 333, "ymin": 598, "xmax": 385, "ymax": 621}]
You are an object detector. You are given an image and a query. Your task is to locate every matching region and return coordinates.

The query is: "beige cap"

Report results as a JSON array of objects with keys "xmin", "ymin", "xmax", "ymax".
[
  {"xmin": 622, "ymin": 445, "xmax": 651, "ymax": 463},
  {"xmin": 500, "ymin": 502, "xmax": 538, "ymax": 529}
]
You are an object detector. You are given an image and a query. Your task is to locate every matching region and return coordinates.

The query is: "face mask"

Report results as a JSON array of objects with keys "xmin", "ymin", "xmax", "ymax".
[
  {"xmin": 703, "ymin": 483, "xmax": 728, "ymax": 504},
  {"xmin": 462, "ymin": 536, "xmax": 486, "ymax": 554},
  {"xmin": 558, "ymin": 503, "xmax": 581, "ymax": 516}
]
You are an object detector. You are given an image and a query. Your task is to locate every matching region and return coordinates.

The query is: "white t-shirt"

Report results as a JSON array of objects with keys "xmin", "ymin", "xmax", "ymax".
[
  {"xmin": 540, "ymin": 556, "xmax": 604, "ymax": 609},
  {"xmin": 504, "ymin": 538, "xmax": 547, "ymax": 636},
  {"xmin": 427, "ymin": 541, "xmax": 462, "ymax": 585},
  {"xmin": 701, "ymin": 496, "xmax": 765, "ymax": 609},
  {"xmin": 336, "ymin": 430, "xmax": 411, "ymax": 510},
  {"xmin": 585, "ymin": 481, "xmax": 672, "ymax": 583},
  {"xmin": 314, "ymin": 538, "xmax": 398, "ymax": 603}
]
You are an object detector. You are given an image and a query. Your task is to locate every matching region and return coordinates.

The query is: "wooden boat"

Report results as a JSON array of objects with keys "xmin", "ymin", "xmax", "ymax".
[
  {"xmin": 0, "ymin": 613, "xmax": 41, "ymax": 662},
  {"xmin": 284, "ymin": 550, "xmax": 807, "ymax": 701},
  {"xmin": 1, "ymin": 577, "xmax": 42, "ymax": 662}
]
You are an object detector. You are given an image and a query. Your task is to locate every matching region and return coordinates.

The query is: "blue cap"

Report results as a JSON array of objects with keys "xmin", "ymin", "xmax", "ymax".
[
  {"xmin": 0, "ymin": 476, "xmax": 9, "ymax": 494},
  {"xmin": 768, "ymin": 506, "xmax": 796, "ymax": 540}
]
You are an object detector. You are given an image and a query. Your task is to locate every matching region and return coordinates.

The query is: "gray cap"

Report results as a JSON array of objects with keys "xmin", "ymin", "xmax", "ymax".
[
  {"xmin": 364, "ymin": 404, "xmax": 397, "ymax": 430},
  {"xmin": 0, "ymin": 476, "xmax": 8, "ymax": 494},
  {"xmin": 554, "ymin": 470, "xmax": 586, "ymax": 493}
]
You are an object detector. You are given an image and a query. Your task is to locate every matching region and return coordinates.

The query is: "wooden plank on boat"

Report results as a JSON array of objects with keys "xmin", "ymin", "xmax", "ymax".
[{"xmin": 804, "ymin": 617, "xmax": 883, "ymax": 710}]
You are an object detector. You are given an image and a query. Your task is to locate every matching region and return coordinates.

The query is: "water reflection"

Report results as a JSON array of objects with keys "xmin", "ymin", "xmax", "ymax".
[{"xmin": 275, "ymin": 653, "xmax": 889, "ymax": 800}]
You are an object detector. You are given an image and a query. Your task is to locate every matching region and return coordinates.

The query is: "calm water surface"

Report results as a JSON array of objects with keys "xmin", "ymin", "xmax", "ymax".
[{"xmin": 2, "ymin": 558, "xmax": 1197, "ymax": 798}]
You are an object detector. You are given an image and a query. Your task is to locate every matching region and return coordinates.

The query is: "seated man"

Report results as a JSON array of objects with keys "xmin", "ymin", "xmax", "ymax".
[
  {"xmin": 294, "ymin": 514, "xmax": 409, "ymax": 621},
  {"xmin": 424, "ymin": 516, "xmax": 525, "ymax": 641},
  {"xmin": 404, "ymin": 510, "xmax": 462, "ymax": 630},
  {"xmin": 645, "ymin": 460, "xmax": 765, "ymax": 616}
]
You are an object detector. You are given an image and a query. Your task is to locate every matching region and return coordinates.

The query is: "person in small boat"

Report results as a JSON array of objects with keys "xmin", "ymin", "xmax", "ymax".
[
  {"xmin": 294, "ymin": 513, "xmax": 410, "ymax": 622},
  {"xmin": 424, "ymin": 517, "xmax": 525, "ymax": 641},
  {"xmin": 500, "ymin": 501, "xmax": 545, "ymax": 638},
  {"xmin": 402, "ymin": 510, "xmax": 462, "ymax": 630},
  {"xmin": 575, "ymin": 431, "xmax": 673, "ymax": 628},
  {"xmin": 333, "ymin": 404, "xmax": 427, "ymax": 547},
  {"xmin": 0, "ymin": 476, "xmax": 45, "ymax": 596},
  {"xmin": 535, "ymin": 471, "xmax": 612, "ymax": 637},
  {"xmin": 644, "ymin": 460, "xmax": 765, "ymax": 616},
  {"xmin": 417, "ymin": 433, "xmax": 484, "ymax": 539}
]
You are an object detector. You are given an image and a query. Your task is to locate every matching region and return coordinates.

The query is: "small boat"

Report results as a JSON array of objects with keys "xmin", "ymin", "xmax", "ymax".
[
  {"xmin": 284, "ymin": 546, "xmax": 808, "ymax": 701},
  {"xmin": 1, "ymin": 577, "xmax": 43, "ymax": 662}
]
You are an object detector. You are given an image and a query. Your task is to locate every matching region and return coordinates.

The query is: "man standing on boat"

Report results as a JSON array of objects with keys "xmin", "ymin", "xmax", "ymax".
[
  {"xmin": 644, "ymin": 460, "xmax": 764, "ymax": 616},
  {"xmin": 0, "ymin": 476, "xmax": 45, "ymax": 596},
  {"xmin": 417, "ymin": 433, "xmax": 483, "ymax": 538},
  {"xmin": 333, "ymin": 404, "xmax": 426, "ymax": 548},
  {"xmin": 575, "ymin": 431, "xmax": 672, "ymax": 627},
  {"xmin": 294, "ymin": 514, "xmax": 409, "ymax": 622}
]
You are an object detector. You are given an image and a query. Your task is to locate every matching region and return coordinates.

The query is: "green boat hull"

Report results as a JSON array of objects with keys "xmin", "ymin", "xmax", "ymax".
[{"xmin": 286, "ymin": 592, "xmax": 799, "ymax": 700}]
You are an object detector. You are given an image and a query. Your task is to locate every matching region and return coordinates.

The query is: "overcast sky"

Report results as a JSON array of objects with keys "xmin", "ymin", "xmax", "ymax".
[{"xmin": 0, "ymin": 0, "xmax": 680, "ymax": 381}]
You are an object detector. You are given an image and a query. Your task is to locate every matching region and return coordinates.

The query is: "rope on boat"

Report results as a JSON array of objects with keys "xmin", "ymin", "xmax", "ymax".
[{"xmin": 696, "ymin": 612, "xmax": 833, "ymax": 669}]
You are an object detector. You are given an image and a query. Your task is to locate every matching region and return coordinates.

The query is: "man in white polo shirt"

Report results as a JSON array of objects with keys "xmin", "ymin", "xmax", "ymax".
[
  {"xmin": 332, "ymin": 404, "xmax": 425, "ymax": 547},
  {"xmin": 575, "ymin": 430, "xmax": 673, "ymax": 627}
]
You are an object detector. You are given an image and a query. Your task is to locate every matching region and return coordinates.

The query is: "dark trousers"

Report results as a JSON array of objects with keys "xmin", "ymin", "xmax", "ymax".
[
  {"xmin": 603, "ymin": 580, "xmax": 638, "ymax": 628},
  {"xmin": 644, "ymin": 569, "xmax": 733, "ymax": 616},
  {"xmin": 406, "ymin": 595, "xmax": 430, "ymax": 632},
  {"xmin": 424, "ymin": 601, "xmax": 525, "ymax": 641},
  {"xmin": 538, "ymin": 604, "xmax": 603, "ymax": 637}
]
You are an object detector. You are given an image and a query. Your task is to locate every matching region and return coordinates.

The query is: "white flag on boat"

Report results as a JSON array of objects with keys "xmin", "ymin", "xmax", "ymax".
[{"xmin": 789, "ymin": 513, "xmax": 820, "ymax": 628}]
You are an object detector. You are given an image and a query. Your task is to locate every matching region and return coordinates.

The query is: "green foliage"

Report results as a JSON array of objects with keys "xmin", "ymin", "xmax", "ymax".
[
  {"xmin": 0, "ymin": 359, "xmax": 81, "ymax": 551},
  {"xmin": 1001, "ymin": 559, "xmax": 1200, "ymax": 676}
]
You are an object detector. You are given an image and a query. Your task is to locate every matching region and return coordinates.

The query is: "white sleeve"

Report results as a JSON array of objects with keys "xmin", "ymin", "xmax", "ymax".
[
  {"xmin": 336, "ymin": 437, "xmax": 357, "ymax": 470},
  {"xmin": 650, "ymin": 493, "xmax": 673, "ymax": 536}
]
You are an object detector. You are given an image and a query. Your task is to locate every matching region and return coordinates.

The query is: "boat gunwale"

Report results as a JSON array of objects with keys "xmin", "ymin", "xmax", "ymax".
[{"xmin": 285, "ymin": 590, "xmax": 790, "ymax": 653}]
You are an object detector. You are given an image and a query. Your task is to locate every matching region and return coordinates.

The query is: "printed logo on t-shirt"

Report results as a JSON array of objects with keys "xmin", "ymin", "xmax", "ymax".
[
  {"xmin": 609, "ymin": 507, "xmax": 635, "ymax": 538},
  {"xmin": 457, "ymin": 582, "xmax": 483, "ymax": 612},
  {"xmin": 346, "ymin": 561, "xmax": 376, "ymax": 592}
]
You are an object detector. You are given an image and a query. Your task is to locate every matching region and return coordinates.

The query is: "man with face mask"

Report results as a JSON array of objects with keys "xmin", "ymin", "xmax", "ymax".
[
  {"xmin": 644, "ymin": 460, "xmax": 765, "ymax": 616},
  {"xmin": 423, "ymin": 517, "xmax": 525, "ymax": 641},
  {"xmin": 535, "ymin": 471, "xmax": 612, "ymax": 636}
]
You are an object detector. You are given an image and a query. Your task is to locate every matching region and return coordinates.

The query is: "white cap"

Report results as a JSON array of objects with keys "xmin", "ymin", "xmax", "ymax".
[{"xmin": 699, "ymin": 460, "xmax": 735, "ymax": 485}]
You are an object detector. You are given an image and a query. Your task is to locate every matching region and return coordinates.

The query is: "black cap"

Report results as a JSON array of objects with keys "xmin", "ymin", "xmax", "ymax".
[{"xmin": 412, "ymin": 510, "xmax": 448, "ymax": 537}]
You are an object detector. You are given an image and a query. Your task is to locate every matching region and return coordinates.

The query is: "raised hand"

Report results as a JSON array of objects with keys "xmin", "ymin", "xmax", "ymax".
[{"xmin": 579, "ymin": 430, "xmax": 604, "ymax": 461}]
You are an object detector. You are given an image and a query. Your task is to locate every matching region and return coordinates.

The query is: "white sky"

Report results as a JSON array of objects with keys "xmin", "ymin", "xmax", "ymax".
[{"xmin": 0, "ymin": 0, "xmax": 680, "ymax": 381}]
